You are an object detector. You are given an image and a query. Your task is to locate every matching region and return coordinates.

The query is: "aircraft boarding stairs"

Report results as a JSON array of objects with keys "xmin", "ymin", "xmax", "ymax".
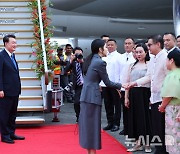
[{"xmin": 0, "ymin": 0, "xmax": 63, "ymax": 124}]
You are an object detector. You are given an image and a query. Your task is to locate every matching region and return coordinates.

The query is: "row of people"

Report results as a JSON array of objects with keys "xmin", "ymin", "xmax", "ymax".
[
  {"xmin": 78, "ymin": 34, "xmax": 180, "ymax": 154},
  {"xmin": 53, "ymin": 33, "xmax": 180, "ymax": 154}
]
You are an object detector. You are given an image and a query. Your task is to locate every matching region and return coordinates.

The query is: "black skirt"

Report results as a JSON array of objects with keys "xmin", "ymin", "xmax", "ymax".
[{"xmin": 127, "ymin": 87, "xmax": 152, "ymax": 142}]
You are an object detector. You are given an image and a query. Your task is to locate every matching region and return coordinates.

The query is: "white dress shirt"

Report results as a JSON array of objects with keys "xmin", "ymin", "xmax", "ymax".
[
  {"xmin": 5, "ymin": 48, "xmax": 13, "ymax": 57},
  {"xmin": 120, "ymin": 52, "xmax": 136, "ymax": 65},
  {"xmin": 100, "ymin": 50, "xmax": 123, "ymax": 87},
  {"xmin": 136, "ymin": 49, "xmax": 168, "ymax": 104},
  {"xmin": 120, "ymin": 52, "xmax": 136, "ymax": 90}
]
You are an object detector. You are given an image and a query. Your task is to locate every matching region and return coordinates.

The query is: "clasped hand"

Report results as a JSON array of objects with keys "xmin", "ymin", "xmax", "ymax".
[
  {"xmin": 158, "ymin": 104, "xmax": 165, "ymax": 113},
  {"xmin": 122, "ymin": 82, "xmax": 137, "ymax": 90}
]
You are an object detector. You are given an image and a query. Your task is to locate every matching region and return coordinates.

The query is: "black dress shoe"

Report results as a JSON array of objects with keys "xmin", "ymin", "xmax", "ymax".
[
  {"xmin": 2, "ymin": 138, "xmax": 15, "ymax": 144},
  {"xmin": 103, "ymin": 124, "xmax": 113, "ymax": 130},
  {"xmin": 119, "ymin": 129, "xmax": 125, "ymax": 135},
  {"xmin": 111, "ymin": 125, "xmax": 119, "ymax": 132},
  {"xmin": 11, "ymin": 135, "xmax": 25, "ymax": 140}
]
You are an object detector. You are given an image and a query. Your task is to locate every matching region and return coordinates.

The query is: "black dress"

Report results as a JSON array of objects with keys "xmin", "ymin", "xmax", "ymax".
[
  {"xmin": 127, "ymin": 87, "xmax": 151, "ymax": 141},
  {"xmin": 126, "ymin": 66, "xmax": 152, "ymax": 144}
]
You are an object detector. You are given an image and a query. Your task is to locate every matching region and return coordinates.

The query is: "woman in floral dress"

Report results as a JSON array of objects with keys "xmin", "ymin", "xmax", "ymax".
[{"xmin": 158, "ymin": 48, "xmax": 180, "ymax": 154}]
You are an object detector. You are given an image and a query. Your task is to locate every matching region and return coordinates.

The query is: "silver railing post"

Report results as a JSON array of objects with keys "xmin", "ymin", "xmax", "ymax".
[{"xmin": 173, "ymin": 0, "xmax": 180, "ymax": 36}]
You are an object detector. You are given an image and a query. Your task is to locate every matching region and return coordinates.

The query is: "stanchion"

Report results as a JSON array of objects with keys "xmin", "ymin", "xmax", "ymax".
[{"xmin": 51, "ymin": 75, "xmax": 64, "ymax": 122}]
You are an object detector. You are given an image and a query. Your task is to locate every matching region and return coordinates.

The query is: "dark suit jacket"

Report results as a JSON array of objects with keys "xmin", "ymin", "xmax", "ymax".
[
  {"xmin": 80, "ymin": 54, "xmax": 121, "ymax": 106},
  {"xmin": 0, "ymin": 49, "xmax": 21, "ymax": 96},
  {"xmin": 65, "ymin": 60, "xmax": 83, "ymax": 90}
]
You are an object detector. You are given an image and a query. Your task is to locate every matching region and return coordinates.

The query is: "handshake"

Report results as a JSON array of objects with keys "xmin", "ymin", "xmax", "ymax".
[
  {"xmin": 122, "ymin": 81, "xmax": 137, "ymax": 90},
  {"xmin": 116, "ymin": 82, "xmax": 137, "ymax": 98}
]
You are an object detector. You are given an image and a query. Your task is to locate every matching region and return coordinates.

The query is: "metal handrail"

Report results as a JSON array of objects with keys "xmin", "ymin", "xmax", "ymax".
[
  {"xmin": 37, "ymin": 0, "xmax": 48, "ymax": 72},
  {"xmin": 173, "ymin": 0, "xmax": 180, "ymax": 36},
  {"xmin": 37, "ymin": 0, "xmax": 49, "ymax": 109}
]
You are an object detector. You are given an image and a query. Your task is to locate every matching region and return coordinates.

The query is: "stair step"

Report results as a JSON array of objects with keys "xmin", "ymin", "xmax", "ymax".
[
  {"xmin": 0, "ymin": 1, "xmax": 29, "ymax": 4},
  {"xmin": 15, "ymin": 51, "xmax": 32, "ymax": 54},
  {"xmin": 0, "ymin": 32, "xmax": 33, "ymax": 39},
  {"xmin": 16, "ymin": 37, "xmax": 34, "ymax": 39},
  {"xmin": 21, "ymin": 77, "xmax": 41, "ymax": 86},
  {"xmin": 19, "ymin": 68, "xmax": 36, "ymax": 74},
  {"xmin": 16, "ymin": 116, "xmax": 45, "ymax": 124},
  {"xmin": 21, "ymin": 86, "xmax": 42, "ymax": 96},
  {"xmin": 17, "ymin": 39, "xmax": 34, "ymax": 45},
  {"xmin": 0, "ymin": 29, "xmax": 33, "ymax": 33},
  {"xmin": 18, "ymin": 60, "xmax": 34, "ymax": 68},
  {"xmin": 0, "ymin": 25, "xmax": 33, "ymax": 32},
  {"xmin": 0, "ymin": 7, "xmax": 30, "ymax": 13},
  {"xmin": 0, "ymin": 12, "xmax": 31, "ymax": 18},
  {"xmin": 0, "ymin": 17, "xmax": 31, "ymax": 19},
  {"xmin": 0, "ymin": 19, "xmax": 32, "ymax": 25},
  {"xmin": 19, "ymin": 96, "xmax": 43, "ymax": 100},
  {"xmin": 21, "ymin": 77, "xmax": 39, "ymax": 80},
  {"xmin": 17, "ymin": 106, "xmax": 44, "ymax": 112},
  {"xmin": 22, "ymin": 86, "xmax": 41, "ymax": 90},
  {"xmin": 15, "ymin": 53, "xmax": 35, "ymax": 61},
  {"xmin": 0, "ymin": 45, "xmax": 32, "ymax": 50},
  {"xmin": 0, "ymin": 37, "xmax": 34, "ymax": 46},
  {"xmin": 19, "ymin": 96, "xmax": 43, "ymax": 106},
  {"xmin": 18, "ymin": 99, "xmax": 43, "ymax": 106},
  {"xmin": 19, "ymin": 68, "xmax": 35, "ymax": 71},
  {"xmin": 18, "ymin": 60, "xmax": 34, "ymax": 62}
]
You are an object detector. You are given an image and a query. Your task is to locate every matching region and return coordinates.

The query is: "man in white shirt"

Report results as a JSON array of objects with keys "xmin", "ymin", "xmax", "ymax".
[
  {"xmin": 101, "ymin": 39, "xmax": 123, "ymax": 132},
  {"xmin": 163, "ymin": 32, "xmax": 177, "ymax": 53},
  {"xmin": 128, "ymin": 35, "xmax": 168, "ymax": 154},
  {"xmin": 119, "ymin": 37, "xmax": 136, "ymax": 135}
]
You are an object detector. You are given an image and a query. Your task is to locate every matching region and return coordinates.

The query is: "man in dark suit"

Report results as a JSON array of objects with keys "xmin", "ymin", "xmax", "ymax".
[
  {"xmin": 0, "ymin": 34, "xmax": 25, "ymax": 144},
  {"xmin": 65, "ymin": 47, "xmax": 84, "ymax": 122}
]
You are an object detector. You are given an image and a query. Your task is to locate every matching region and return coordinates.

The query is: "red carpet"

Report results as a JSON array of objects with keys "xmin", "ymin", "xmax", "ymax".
[{"xmin": 0, "ymin": 124, "xmax": 131, "ymax": 154}]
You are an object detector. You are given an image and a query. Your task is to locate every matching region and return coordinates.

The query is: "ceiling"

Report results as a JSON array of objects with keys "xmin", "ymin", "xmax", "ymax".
[{"xmin": 49, "ymin": 0, "xmax": 174, "ymax": 39}]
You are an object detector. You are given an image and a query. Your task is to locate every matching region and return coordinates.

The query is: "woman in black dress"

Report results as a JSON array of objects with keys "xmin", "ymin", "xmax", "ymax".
[{"xmin": 125, "ymin": 43, "xmax": 152, "ymax": 153}]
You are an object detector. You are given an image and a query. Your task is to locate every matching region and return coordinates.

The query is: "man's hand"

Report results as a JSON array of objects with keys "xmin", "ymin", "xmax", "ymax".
[
  {"xmin": 77, "ymin": 58, "xmax": 84, "ymax": 63},
  {"xmin": 0, "ymin": 91, "xmax": 4, "ymax": 98}
]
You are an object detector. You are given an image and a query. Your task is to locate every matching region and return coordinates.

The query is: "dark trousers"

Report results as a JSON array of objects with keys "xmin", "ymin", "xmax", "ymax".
[
  {"xmin": 74, "ymin": 85, "xmax": 82, "ymax": 120},
  {"xmin": 151, "ymin": 102, "xmax": 168, "ymax": 154},
  {"xmin": 60, "ymin": 74, "xmax": 73, "ymax": 101},
  {"xmin": 0, "ymin": 96, "xmax": 18, "ymax": 140},
  {"xmin": 102, "ymin": 87, "xmax": 121, "ymax": 126}
]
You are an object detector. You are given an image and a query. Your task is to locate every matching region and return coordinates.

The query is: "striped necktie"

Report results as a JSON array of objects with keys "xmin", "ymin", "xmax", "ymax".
[{"xmin": 76, "ymin": 62, "xmax": 82, "ymax": 86}]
